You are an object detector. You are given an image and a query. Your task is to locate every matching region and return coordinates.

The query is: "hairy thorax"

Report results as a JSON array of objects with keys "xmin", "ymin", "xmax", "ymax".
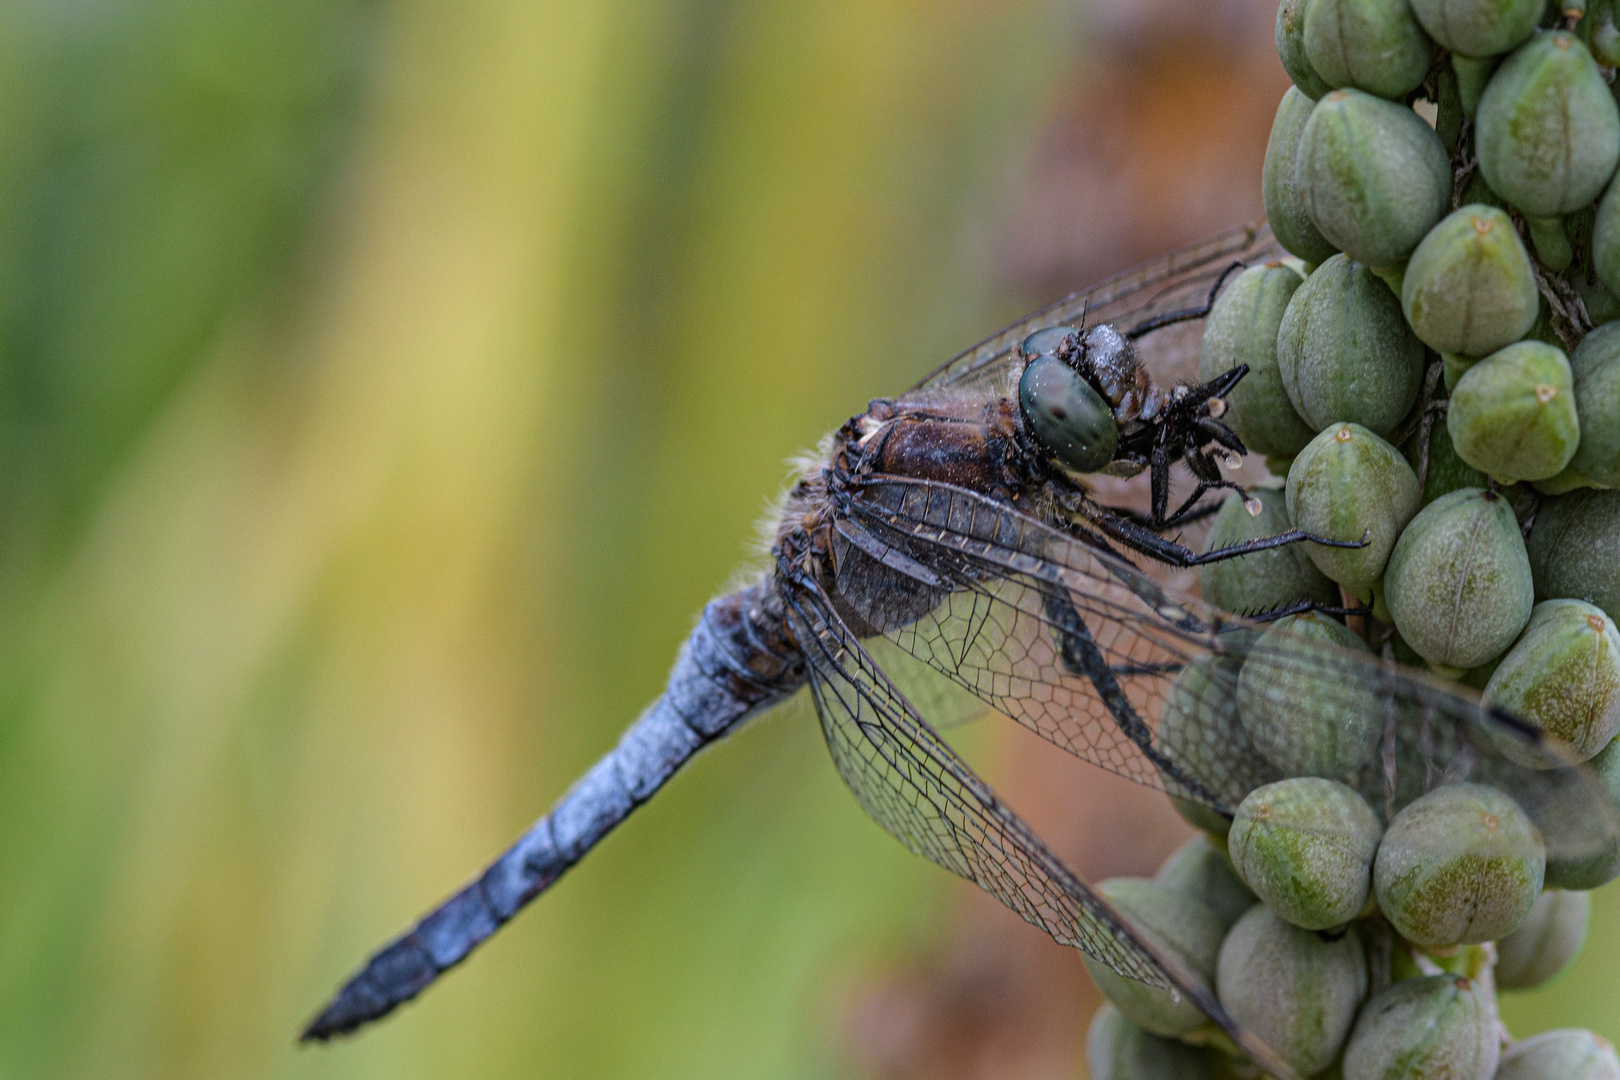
[{"xmin": 772, "ymin": 394, "xmax": 1045, "ymax": 637}]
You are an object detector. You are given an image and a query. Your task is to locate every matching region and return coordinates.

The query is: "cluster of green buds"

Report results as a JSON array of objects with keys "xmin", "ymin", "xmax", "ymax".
[{"xmin": 1087, "ymin": 1, "xmax": 1620, "ymax": 1077}]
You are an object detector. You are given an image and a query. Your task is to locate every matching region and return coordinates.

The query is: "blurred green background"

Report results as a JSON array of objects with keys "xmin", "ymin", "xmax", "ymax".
[{"xmin": 0, "ymin": 1, "xmax": 1613, "ymax": 1078}]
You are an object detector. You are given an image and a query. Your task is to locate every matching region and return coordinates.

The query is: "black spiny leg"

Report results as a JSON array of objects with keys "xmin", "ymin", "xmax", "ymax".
[
  {"xmin": 1110, "ymin": 498, "xmax": 1225, "ymax": 531},
  {"xmin": 1148, "ymin": 444, "xmax": 1173, "ymax": 527},
  {"xmin": 1158, "ymin": 450, "xmax": 1246, "ymax": 528},
  {"xmin": 1124, "ymin": 260, "xmax": 1246, "ymax": 341},
  {"xmin": 1159, "ymin": 482, "xmax": 1238, "ymax": 529},
  {"xmin": 1194, "ymin": 416, "xmax": 1246, "ymax": 457},
  {"xmin": 1042, "ymin": 590, "xmax": 1221, "ymax": 806},
  {"xmin": 1084, "ymin": 502, "xmax": 1367, "ymax": 569},
  {"xmin": 1243, "ymin": 597, "xmax": 1376, "ymax": 622},
  {"xmin": 1132, "ymin": 364, "xmax": 1251, "ymax": 529}
]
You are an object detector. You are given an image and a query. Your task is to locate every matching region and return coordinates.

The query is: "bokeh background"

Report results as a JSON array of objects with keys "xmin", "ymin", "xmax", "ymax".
[{"xmin": 0, "ymin": 1, "xmax": 1613, "ymax": 1078}]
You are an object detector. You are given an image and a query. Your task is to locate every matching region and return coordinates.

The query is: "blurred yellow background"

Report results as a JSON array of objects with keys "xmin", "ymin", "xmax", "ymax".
[{"xmin": 0, "ymin": 1, "xmax": 1613, "ymax": 1078}]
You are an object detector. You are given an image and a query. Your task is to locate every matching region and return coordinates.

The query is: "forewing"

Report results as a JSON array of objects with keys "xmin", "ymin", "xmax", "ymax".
[
  {"xmin": 781, "ymin": 574, "xmax": 1302, "ymax": 1080},
  {"xmin": 838, "ymin": 476, "xmax": 1620, "ymax": 869},
  {"xmin": 909, "ymin": 223, "xmax": 1284, "ymax": 396}
]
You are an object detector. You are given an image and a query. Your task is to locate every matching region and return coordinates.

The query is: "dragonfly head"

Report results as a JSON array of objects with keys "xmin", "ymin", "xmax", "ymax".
[
  {"xmin": 1015, "ymin": 324, "xmax": 1159, "ymax": 475},
  {"xmin": 1018, "ymin": 354, "xmax": 1118, "ymax": 473},
  {"xmin": 1016, "ymin": 323, "xmax": 1156, "ymax": 415}
]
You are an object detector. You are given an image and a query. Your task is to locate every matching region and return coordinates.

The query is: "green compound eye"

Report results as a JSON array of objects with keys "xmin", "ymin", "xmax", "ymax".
[
  {"xmin": 1018, "ymin": 355, "xmax": 1118, "ymax": 474},
  {"xmin": 1018, "ymin": 326, "xmax": 1078, "ymax": 360}
]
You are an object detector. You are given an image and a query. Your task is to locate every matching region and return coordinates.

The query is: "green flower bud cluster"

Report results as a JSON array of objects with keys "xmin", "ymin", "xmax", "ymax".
[
  {"xmin": 1085, "ymin": 818, "xmax": 1616, "ymax": 1078},
  {"xmin": 1081, "ymin": 3, "xmax": 1620, "ymax": 1074},
  {"xmin": 1205, "ymin": 0, "xmax": 1620, "ymax": 796},
  {"xmin": 1251, "ymin": 0, "xmax": 1620, "ymax": 500}
]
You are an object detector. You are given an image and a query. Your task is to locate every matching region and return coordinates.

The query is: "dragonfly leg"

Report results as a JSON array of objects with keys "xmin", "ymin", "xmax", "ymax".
[
  {"xmin": 1123, "ymin": 260, "xmax": 1246, "ymax": 340},
  {"xmin": 1240, "ymin": 597, "xmax": 1376, "ymax": 622},
  {"xmin": 1157, "ymin": 475, "xmax": 1244, "ymax": 530},
  {"xmin": 1108, "ymin": 660, "xmax": 1186, "ymax": 676},
  {"xmin": 1041, "ymin": 589, "xmax": 1223, "ymax": 808},
  {"xmin": 1106, "ymin": 498, "xmax": 1224, "ymax": 531},
  {"xmin": 1148, "ymin": 444, "xmax": 1173, "ymax": 525},
  {"xmin": 1083, "ymin": 502, "xmax": 1367, "ymax": 568},
  {"xmin": 1139, "ymin": 418, "xmax": 1246, "ymax": 531}
]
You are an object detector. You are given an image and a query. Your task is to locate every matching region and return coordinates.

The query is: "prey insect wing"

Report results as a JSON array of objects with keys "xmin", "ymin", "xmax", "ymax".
[
  {"xmin": 912, "ymin": 224, "xmax": 1284, "ymax": 395},
  {"xmin": 781, "ymin": 573, "xmax": 1304, "ymax": 1080}
]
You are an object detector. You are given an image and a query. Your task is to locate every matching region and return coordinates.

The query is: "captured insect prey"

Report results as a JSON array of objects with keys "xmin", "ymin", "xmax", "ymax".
[{"xmin": 302, "ymin": 224, "xmax": 1620, "ymax": 1080}]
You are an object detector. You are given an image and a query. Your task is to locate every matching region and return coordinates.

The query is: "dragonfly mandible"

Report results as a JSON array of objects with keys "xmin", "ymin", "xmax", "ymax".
[{"xmin": 301, "ymin": 224, "xmax": 1620, "ymax": 1080}]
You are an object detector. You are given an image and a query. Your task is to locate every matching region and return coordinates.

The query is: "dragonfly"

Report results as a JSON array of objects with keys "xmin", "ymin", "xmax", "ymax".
[{"xmin": 302, "ymin": 224, "xmax": 1620, "ymax": 1079}]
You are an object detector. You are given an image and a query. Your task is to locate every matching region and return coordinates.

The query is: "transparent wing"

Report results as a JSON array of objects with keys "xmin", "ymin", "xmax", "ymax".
[
  {"xmin": 910, "ymin": 223, "xmax": 1284, "ymax": 397},
  {"xmin": 833, "ymin": 475, "xmax": 1620, "ymax": 869},
  {"xmin": 781, "ymin": 573, "xmax": 1302, "ymax": 1080}
]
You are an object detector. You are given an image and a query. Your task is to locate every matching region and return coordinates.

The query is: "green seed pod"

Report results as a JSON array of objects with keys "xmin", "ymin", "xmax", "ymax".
[
  {"xmin": 1298, "ymin": 89, "xmax": 1453, "ymax": 268},
  {"xmin": 1410, "ymin": 0, "xmax": 1546, "ymax": 56},
  {"xmin": 1082, "ymin": 879, "xmax": 1224, "ymax": 1037},
  {"xmin": 1451, "ymin": 52, "xmax": 1498, "ymax": 123},
  {"xmin": 1238, "ymin": 616, "xmax": 1386, "ymax": 781},
  {"xmin": 1435, "ymin": 56, "xmax": 1468, "ymax": 151},
  {"xmin": 1384, "ymin": 488, "xmax": 1535, "ymax": 670},
  {"xmin": 1154, "ymin": 834, "xmax": 1256, "ymax": 930},
  {"xmin": 1278, "ymin": 255, "xmax": 1426, "ymax": 435},
  {"xmin": 1265, "ymin": 88, "xmax": 1341, "ymax": 265},
  {"xmin": 1199, "ymin": 263, "xmax": 1316, "ymax": 458},
  {"xmin": 1530, "ymin": 215, "xmax": 1576, "ymax": 272},
  {"xmin": 1341, "ymin": 976, "xmax": 1500, "ymax": 1080},
  {"xmin": 1444, "ymin": 350, "xmax": 1480, "ymax": 393},
  {"xmin": 1527, "ymin": 488, "xmax": 1620, "ymax": 618},
  {"xmin": 1278, "ymin": 0, "xmax": 1334, "ymax": 99},
  {"xmin": 1287, "ymin": 423, "xmax": 1422, "ymax": 588},
  {"xmin": 1490, "ymin": 733, "xmax": 1620, "ymax": 891},
  {"xmin": 1571, "ymin": 321, "xmax": 1620, "ymax": 486},
  {"xmin": 1496, "ymin": 1029, "xmax": 1620, "ymax": 1080},
  {"xmin": 1485, "ymin": 599, "xmax": 1620, "ymax": 766},
  {"xmin": 1541, "ymin": 736, "xmax": 1620, "ymax": 888},
  {"xmin": 1085, "ymin": 1004, "xmax": 1219, "ymax": 1080},
  {"xmin": 1534, "ymin": 461, "xmax": 1601, "ymax": 496},
  {"xmin": 1447, "ymin": 340, "xmax": 1580, "ymax": 482},
  {"xmin": 1495, "ymin": 889, "xmax": 1592, "ymax": 989},
  {"xmin": 1577, "ymin": 274, "xmax": 1620, "ymax": 328},
  {"xmin": 1598, "ymin": 179, "xmax": 1620, "ymax": 298},
  {"xmin": 1228, "ymin": 776, "xmax": 1383, "ymax": 928},
  {"xmin": 1591, "ymin": 0, "xmax": 1620, "ymax": 65},
  {"xmin": 1477, "ymin": 32, "xmax": 1620, "ymax": 218},
  {"xmin": 1159, "ymin": 647, "xmax": 1281, "ymax": 835},
  {"xmin": 1305, "ymin": 0, "xmax": 1435, "ymax": 100},
  {"xmin": 1167, "ymin": 798, "xmax": 1230, "ymax": 838},
  {"xmin": 1401, "ymin": 205, "xmax": 1540, "ymax": 357},
  {"xmin": 1200, "ymin": 489, "xmax": 1338, "ymax": 616},
  {"xmin": 1215, "ymin": 904, "xmax": 1368, "ymax": 1076},
  {"xmin": 1403, "ymin": 414, "xmax": 1492, "ymax": 506},
  {"xmin": 1374, "ymin": 782, "xmax": 1545, "ymax": 946}
]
